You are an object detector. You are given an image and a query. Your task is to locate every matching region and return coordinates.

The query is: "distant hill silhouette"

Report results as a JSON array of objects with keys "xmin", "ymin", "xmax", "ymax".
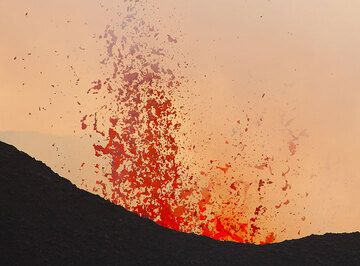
[{"xmin": 0, "ymin": 141, "xmax": 359, "ymax": 265}]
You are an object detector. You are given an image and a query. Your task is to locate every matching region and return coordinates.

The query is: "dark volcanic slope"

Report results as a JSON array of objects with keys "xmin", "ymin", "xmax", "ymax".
[{"xmin": 0, "ymin": 141, "xmax": 359, "ymax": 266}]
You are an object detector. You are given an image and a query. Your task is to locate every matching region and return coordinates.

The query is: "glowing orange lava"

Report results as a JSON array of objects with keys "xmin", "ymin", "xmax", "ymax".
[{"xmin": 79, "ymin": 1, "xmax": 301, "ymax": 244}]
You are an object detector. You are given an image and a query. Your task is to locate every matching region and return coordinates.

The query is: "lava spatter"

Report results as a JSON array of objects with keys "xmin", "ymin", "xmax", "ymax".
[{"xmin": 79, "ymin": 1, "xmax": 304, "ymax": 244}]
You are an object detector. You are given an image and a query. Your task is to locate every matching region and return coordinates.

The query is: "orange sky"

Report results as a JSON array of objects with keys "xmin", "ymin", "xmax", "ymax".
[{"xmin": 0, "ymin": 0, "xmax": 359, "ymax": 242}]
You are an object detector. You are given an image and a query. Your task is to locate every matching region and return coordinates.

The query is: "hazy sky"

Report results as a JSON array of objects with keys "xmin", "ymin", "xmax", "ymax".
[{"xmin": 1, "ymin": 0, "xmax": 359, "ymax": 242}]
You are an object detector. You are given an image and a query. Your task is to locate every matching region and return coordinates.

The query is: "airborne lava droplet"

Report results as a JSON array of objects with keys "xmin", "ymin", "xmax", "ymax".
[{"xmin": 216, "ymin": 163, "xmax": 231, "ymax": 174}]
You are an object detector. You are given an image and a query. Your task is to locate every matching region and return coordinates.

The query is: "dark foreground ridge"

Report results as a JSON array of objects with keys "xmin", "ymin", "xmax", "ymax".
[{"xmin": 0, "ymin": 141, "xmax": 359, "ymax": 265}]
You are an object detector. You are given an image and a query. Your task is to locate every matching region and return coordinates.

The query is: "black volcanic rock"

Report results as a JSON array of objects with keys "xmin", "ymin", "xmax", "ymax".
[{"xmin": 0, "ymin": 140, "xmax": 359, "ymax": 265}]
